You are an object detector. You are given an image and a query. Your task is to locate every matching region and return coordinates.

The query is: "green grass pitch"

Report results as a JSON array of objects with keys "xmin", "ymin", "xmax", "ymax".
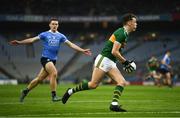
[{"xmin": 0, "ymin": 84, "xmax": 180, "ymax": 117}]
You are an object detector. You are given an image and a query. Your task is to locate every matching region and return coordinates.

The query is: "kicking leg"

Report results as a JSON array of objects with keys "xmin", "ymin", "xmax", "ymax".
[{"xmin": 62, "ymin": 67, "xmax": 105, "ymax": 104}]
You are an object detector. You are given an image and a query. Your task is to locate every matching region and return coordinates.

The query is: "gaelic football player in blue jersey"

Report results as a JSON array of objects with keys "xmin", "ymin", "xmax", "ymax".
[
  {"xmin": 158, "ymin": 51, "xmax": 172, "ymax": 87},
  {"xmin": 10, "ymin": 18, "xmax": 92, "ymax": 102}
]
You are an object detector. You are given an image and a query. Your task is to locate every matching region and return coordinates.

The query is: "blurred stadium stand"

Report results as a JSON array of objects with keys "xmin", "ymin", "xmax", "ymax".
[
  {"xmin": 0, "ymin": 0, "xmax": 180, "ymax": 84},
  {"xmin": 0, "ymin": 0, "xmax": 179, "ymax": 15}
]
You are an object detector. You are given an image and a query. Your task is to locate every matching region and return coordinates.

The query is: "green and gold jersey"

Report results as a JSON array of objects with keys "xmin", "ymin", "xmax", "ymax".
[
  {"xmin": 101, "ymin": 27, "xmax": 128, "ymax": 62},
  {"xmin": 148, "ymin": 65, "xmax": 158, "ymax": 72},
  {"xmin": 147, "ymin": 57, "xmax": 159, "ymax": 72}
]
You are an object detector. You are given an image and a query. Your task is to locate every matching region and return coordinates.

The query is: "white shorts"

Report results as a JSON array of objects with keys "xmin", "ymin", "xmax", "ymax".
[{"xmin": 94, "ymin": 54, "xmax": 117, "ymax": 72}]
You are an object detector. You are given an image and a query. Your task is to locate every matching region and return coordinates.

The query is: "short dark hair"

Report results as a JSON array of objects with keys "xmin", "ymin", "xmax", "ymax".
[
  {"xmin": 122, "ymin": 13, "xmax": 137, "ymax": 25},
  {"xmin": 49, "ymin": 18, "xmax": 59, "ymax": 23}
]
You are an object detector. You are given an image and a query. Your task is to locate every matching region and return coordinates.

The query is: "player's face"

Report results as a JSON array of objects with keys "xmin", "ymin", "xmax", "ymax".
[
  {"xmin": 49, "ymin": 21, "xmax": 59, "ymax": 32},
  {"xmin": 128, "ymin": 18, "xmax": 137, "ymax": 32},
  {"xmin": 167, "ymin": 51, "xmax": 171, "ymax": 56}
]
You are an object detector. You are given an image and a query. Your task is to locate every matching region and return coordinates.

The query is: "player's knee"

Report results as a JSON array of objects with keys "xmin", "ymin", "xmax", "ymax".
[
  {"xmin": 117, "ymin": 80, "xmax": 127, "ymax": 86},
  {"xmin": 50, "ymin": 71, "xmax": 57, "ymax": 79},
  {"xmin": 36, "ymin": 78, "xmax": 43, "ymax": 83}
]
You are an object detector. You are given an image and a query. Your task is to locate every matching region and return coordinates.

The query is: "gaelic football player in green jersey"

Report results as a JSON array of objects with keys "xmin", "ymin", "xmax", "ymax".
[
  {"xmin": 146, "ymin": 56, "xmax": 161, "ymax": 86},
  {"xmin": 62, "ymin": 13, "xmax": 137, "ymax": 112}
]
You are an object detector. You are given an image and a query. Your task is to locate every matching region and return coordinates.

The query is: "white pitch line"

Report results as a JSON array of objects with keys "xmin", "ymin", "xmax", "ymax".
[
  {"xmin": 1, "ymin": 99, "xmax": 179, "ymax": 105},
  {"xmin": 13, "ymin": 111, "xmax": 180, "ymax": 117},
  {"xmin": 69, "ymin": 99, "xmax": 180, "ymax": 103}
]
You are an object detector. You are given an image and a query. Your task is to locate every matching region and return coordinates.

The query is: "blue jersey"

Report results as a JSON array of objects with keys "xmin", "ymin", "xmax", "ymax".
[
  {"xmin": 38, "ymin": 30, "xmax": 68, "ymax": 60},
  {"xmin": 160, "ymin": 54, "xmax": 171, "ymax": 70},
  {"xmin": 162, "ymin": 54, "xmax": 171, "ymax": 65}
]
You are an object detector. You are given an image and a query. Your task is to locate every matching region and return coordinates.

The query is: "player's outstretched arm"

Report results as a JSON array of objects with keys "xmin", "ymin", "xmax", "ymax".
[
  {"xmin": 9, "ymin": 36, "xmax": 39, "ymax": 46},
  {"xmin": 65, "ymin": 40, "xmax": 92, "ymax": 56}
]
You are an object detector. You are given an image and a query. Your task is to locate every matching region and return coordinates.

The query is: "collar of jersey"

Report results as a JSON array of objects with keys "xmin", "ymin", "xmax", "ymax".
[
  {"xmin": 123, "ymin": 27, "xmax": 128, "ymax": 37},
  {"xmin": 48, "ymin": 30, "xmax": 59, "ymax": 33}
]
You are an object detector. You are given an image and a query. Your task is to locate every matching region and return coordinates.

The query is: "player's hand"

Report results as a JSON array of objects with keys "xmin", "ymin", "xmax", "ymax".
[
  {"xmin": 9, "ymin": 40, "xmax": 20, "ymax": 45},
  {"xmin": 83, "ymin": 49, "xmax": 92, "ymax": 56},
  {"xmin": 122, "ymin": 60, "xmax": 136, "ymax": 73}
]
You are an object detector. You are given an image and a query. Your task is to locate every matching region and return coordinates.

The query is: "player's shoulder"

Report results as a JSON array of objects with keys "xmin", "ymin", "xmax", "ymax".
[
  {"xmin": 57, "ymin": 32, "xmax": 67, "ymax": 38},
  {"xmin": 57, "ymin": 31, "xmax": 65, "ymax": 35},
  {"xmin": 113, "ymin": 27, "xmax": 124, "ymax": 34},
  {"xmin": 115, "ymin": 27, "xmax": 124, "ymax": 31},
  {"xmin": 163, "ymin": 54, "xmax": 168, "ymax": 59},
  {"xmin": 113, "ymin": 27, "xmax": 127, "ymax": 37},
  {"xmin": 39, "ymin": 31, "xmax": 50, "ymax": 35}
]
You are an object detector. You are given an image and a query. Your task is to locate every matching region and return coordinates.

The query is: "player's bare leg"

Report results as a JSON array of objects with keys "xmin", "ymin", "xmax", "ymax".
[
  {"xmin": 88, "ymin": 67, "xmax": 105, "ymax": 89},
  {"xmin": 152, "ymin": 72, "xmax": 162, "ymax": 87},
  {"xmin": 166, "ymin": 72, "xmax": 172, "ymax": 87},
  {"xmin": 62, "ymin": 67, "xmax": 105, "ymax": 104},
  {"xmin": 20, "ymin": 68, "xmax": 48, "ymax": 102},
  {"xmin": 107, "ymin": 68, "xmax": 127, "ymax": 112},
  {"xmin": 27, "ymin": 68, "xmax": 48, "ymax": 90},
  {"xmin": 45, "ymin": 62, "xmax": 61, "ymax": 102}
]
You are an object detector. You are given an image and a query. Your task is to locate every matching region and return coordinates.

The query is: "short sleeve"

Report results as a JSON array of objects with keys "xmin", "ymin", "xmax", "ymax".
[
  {"xmin": 113, "ymin": 29, "xmax": 126, "ymax": 44},
  {"xmin": 38, "ymin": 32, "xmax": 46, "ymax": 40},
  {"xmin": 162, "ymin": 55, "xmax": 168, "ymax": 62},
  {"xmin": 60, "ymin": 34, "xmax": 68, "ymax": 43}
]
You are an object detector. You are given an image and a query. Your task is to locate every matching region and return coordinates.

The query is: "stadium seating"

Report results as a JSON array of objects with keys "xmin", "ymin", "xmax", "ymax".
[
  {"xmin": 0, "ymin": 0, "xmax": 179, "ymax": 15},
  {"xmin": 0, "ymin": 0, "xmax": 179, "ymax": 83},
  {"xmin": 1, "ymin": 30, "xmax": 180, "ymax": 82}
]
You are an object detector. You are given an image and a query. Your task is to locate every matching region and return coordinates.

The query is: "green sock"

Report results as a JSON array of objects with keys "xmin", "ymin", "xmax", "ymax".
[
  {"xmin": 73, "ymin": 80, "xmax": 89, "ymax": 93},
  {"xmin": 23, "ymin": 88, "xmax": 30, "ymax": 94},
  {"xmin": 112, "ymin": 86, "xmax": 124, "ymax": 104}
]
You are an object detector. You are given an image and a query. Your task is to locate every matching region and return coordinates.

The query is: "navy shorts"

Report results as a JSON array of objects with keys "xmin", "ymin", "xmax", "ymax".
[
  {"xmin": 40, "ymin": 57, "xmax": 56, "ymax": 68},
  {"xmin": 157, "ymin": 68, "xmax": 170, "ymax": 74}
]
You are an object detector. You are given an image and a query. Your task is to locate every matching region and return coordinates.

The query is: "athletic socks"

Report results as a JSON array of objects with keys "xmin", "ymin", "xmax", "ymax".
[
  {"xmin": 68, "ymin": 81, "xmax": 89, "ymax": 95},
  {"xmin": 111, "ymin": 86, "xmax": 124, "ymax": 105},
  {"xmin": 23, "ymin": 88, "xmax": 30, "ymax": 95}
]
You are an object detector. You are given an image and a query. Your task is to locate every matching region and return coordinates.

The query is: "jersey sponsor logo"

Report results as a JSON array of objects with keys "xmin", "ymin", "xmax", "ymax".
[
  {"xmin": 48, "ymin": 39, "xmax": 59, "ymax": 46},
  {"xmin": 109, "ymin": 34, "xmax": 116, "ymax": 43},
  {"xmin": 47, "ymin": 36, "xmax": 51, "ymax": 39}
]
